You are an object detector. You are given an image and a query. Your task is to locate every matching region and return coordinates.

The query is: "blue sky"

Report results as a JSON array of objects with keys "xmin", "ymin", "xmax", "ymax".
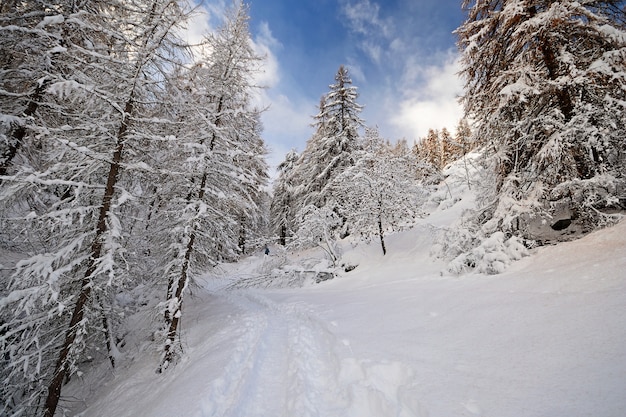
[{"xmin": 193, "ymin": 0, "xmax": 467, "ymax": 170}]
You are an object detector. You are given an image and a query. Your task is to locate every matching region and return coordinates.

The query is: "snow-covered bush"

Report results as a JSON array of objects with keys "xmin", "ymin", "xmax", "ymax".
[{"xmin": 447, "ymin": 231, "xmax": 528, "ymax": 275}]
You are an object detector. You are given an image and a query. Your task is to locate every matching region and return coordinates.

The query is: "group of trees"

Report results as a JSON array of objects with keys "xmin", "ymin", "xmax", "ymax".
[
  {"xmin": 270, "ymin": 66, "xmax": 462, "ymax": 258},
  {"xmin": 1, "ymin": 0, "xmax": 625, "ymax": 415},
  {"xmin": 0, "ymin": 1, "xmax": 267, "ymax": 416},
  {"xmin": 457, "ymin": 0, "xmax": 626, "ymax": 239},
  {"xmin": 271, "ymin": 0, "xmax": 625, "ymax": 266},
  {"xmin": 412, "ymin": 119, "xmax": 473, "ymax": 180}
]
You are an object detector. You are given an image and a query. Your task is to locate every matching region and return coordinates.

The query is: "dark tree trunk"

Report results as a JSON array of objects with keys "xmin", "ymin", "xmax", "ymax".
[
  {"xmin": 0, "ymin": 81, "xmax": 47, "ymax": 182},
  {"xmin": 378, "ymin": 200, "xmax": 387, "ymax": 256},
  {"xmin": 160, "ymin": 171, "xmax": 208, "ymax": 372},
  {"xmin": 238, "ymin": 218, "xmax": 246, "ymax": 255},
  {"xmin": 43, "ymin": 100, "xmax": 132, "ymax": 417},
  {"xmin": 377, "ymin": 210, "xmax": 386, "ymax": 256},
  {"xmin": 279, "ymin": 224, "xmax": 287, "ymax": 246}
]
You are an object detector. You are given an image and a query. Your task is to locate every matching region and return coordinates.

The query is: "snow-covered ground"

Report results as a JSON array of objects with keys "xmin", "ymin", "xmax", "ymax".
[
  {"xmin": 60, "ymin": 159, "xmax": 625, "ymax": 417},
  {"xmin": 66, "ymin": 203, "xmax": 626, "ymax": 417}
]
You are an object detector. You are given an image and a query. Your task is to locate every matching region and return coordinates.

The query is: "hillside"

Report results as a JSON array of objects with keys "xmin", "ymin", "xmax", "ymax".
[{"xmin": 64, "ymin": 186, "xmax": 626, "ymax": 417}]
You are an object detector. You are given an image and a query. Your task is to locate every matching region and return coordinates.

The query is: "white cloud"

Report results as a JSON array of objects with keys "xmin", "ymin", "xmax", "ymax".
[
  {"xmin": 346, "ymin": 60, "xmax": 366, "ymax": 84},
  {"xmin": 342, "ymin": 0, "xmax": 391, "ymax": 37},
  {"xmin": 389, "ymin": 55, "xmax": 464, "ymax": 140},
  {"xmin": 250, "ymin": 22, "xmax": 281, "ymax": 89},
  {"xmin": 340, "ymin": 0, "xmax": 394, "ymax": 63},
  {"xmin": 260, "ymin": 94, "xmax": 316, "ymax": 173}
]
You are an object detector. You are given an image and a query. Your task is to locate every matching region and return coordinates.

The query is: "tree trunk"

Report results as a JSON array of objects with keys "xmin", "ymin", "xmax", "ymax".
[
  {"xmin": 0, "ymin": 81, "xmax": 47, "ymax": 182},
  {"xmin": 159, "ymin": 171, "xmax": 208, "ymax": 372},
  {"xmin": 279, "ymin": 224, "xmax": 287, "ymax": 246},
  {"xmin": 43, "ymin": 100, "xmax": 132, "ymax": 417},
  {"xmin": 238, "ymin": 218, "xmax": 246, "ymax": 254},
  {"xmin": 378, "ymin": 214, "xmax": 387, "ymax": 256}
]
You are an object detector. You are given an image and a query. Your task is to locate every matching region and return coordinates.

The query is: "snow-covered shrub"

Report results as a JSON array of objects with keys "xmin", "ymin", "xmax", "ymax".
[{"xmin": 445, "ymin": 230, "xmax": 528, "ymax": 275}]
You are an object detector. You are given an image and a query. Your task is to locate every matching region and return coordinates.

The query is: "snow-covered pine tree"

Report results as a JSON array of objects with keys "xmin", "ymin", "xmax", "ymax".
[
  {"xmin": 0, "ymin": 1, "xmax": 193, "ymax": 415},
  {"xmin": 422, "ymin": 128, "xmax": 441, "ymax": 169},
  {"xmin": 155, "ymin": 1, "xmax": 268, "ymax": 371},
  {"xmin": 457, "ymin": 0, "xmax": 626, "ymax": 240},
  {"xmin": 290, "ymin": 65, "xmax": 365, "ymax": 238},
  {"xmin": 413, "ymin": 128, "xmax": 442, "ymax": 183},
  {"xmin": 453, "ymin": 118, "xmax": 476, "ymax": 189},
  {"xmin": 270, "ymin": 149, "xmax": 300, "ymax": 246},
  {"xmin": 333, "ymin": 127, "xmax": 424, "ymax": 255}
]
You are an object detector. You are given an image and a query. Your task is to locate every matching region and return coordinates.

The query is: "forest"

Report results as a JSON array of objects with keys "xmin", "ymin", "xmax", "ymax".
[{"xmin": 1, "ymin": 1, "xmax": 625, "ymax": 416}]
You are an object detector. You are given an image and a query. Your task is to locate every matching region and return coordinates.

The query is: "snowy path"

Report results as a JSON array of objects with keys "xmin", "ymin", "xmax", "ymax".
[
  {"xmin": 68, "ymin": 220, "xmax": 626, "ymax": 417},
  {"xmin": 198, "ymin": 290, "xmax": 423, "ymax": 417}
]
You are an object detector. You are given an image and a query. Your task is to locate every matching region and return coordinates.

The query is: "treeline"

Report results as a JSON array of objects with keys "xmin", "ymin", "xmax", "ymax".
[{"xmin": 0, "ymin": 1, "xmax": 267, "ymax": 416}]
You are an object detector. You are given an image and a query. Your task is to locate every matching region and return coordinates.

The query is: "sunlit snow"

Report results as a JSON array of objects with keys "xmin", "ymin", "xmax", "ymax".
[{"xmin": 63, "ymin": 162, "xmax": 626, "ymax": 417}]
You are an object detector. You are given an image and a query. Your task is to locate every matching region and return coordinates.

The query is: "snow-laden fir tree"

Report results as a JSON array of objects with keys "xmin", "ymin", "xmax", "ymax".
[
  {"xmin": 0, "ymin": 1, "xmax": 194, "ymax": 415},
  {"xmin": 457, "ymin": 0, "xmax": 626, "ymax": 241},
  {"xmin": 290, "ymin": 65, "xmax": 365, "ymax": 239},
  {"xmin": 454, "ymin": 118, "xmax": 474, "ymax": 156},
  {"xmin": 270, "ymin": 149, "xmax": 300, "ymax": 246},
  {"xmin": 413, "ymin": 128, "xmax": 443, "ymax": 183}
]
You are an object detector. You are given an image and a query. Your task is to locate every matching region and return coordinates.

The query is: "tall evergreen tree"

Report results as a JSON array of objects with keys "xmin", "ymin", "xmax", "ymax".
[
  {"xmin": 457, "ymin": 0, "xmax": 626, "ymax": 238},
  {"xmin": 270, "ymin": 149, "xmax": 300, "ymax": 246},
  {"xmin": 154, "ymin": 1, "xmax": 268, "ymax": 371},
  {"xmin": 454, "ymin": 118, "xmax": 473, "ymax": 155},
  {"xmin": 292, "ymin": 66, "xmax": 364, "ymax": 211}
]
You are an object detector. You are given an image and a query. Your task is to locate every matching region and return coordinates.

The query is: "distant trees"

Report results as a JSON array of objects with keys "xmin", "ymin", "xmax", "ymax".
[
  {"xmin": 270, "ymin": 65, "xmax": 476, "ymax": 257},
  {"xmin": 457, "ymin": 0, "xmax": 626, "ymax": 238},
  {"xmin": 412, "ymin": 121, "xmax": 474, "ymax": 181},
  {"xmin": 270, "ymin": 150, "xmax": 299, "ymax": 245}
]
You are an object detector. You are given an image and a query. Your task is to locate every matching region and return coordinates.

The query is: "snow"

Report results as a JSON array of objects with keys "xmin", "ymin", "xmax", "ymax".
[
  {"xmin": 60, "ymin": 163, "xmax": 626, "ymax": 417},
  {"xmin": 35, "ymin": 14, "xmax": 65, "ymax": 29}
]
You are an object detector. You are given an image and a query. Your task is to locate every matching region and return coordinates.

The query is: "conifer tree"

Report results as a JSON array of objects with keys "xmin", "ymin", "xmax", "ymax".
[
  {"xmin": 440, "ymin": 127, "xmax": 455, "ymax": 168},
  {"xmin": 457, "ymin": 0, "xmax": 626, "ymax": 238},
  {"xmin": 454, "ymin": 118, "xmax": 473, "ymax": 155},
  {"xmin": 270, "ymin": 150, "xmax": 300, "ymax": 246},
  {"xmin": 291, "ymin": 66, "xmax": 365, "ymax": 213}
]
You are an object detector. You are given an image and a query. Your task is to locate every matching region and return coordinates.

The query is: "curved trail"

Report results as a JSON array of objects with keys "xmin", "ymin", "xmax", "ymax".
[{"xmin": 198, "ymin": 290, "xmax": 424, "ymax": 417}]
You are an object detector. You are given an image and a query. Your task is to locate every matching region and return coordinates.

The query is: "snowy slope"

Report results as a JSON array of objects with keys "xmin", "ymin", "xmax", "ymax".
[{"xmin": 66, "ymin": 209, "xmax": 626, "ymax": 417}]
